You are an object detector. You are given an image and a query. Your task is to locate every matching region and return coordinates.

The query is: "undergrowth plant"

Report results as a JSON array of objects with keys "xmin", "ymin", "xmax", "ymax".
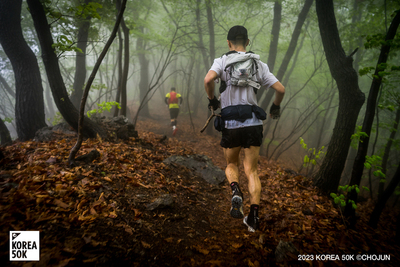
[
  {"xmin": 299, "ymin": 137, "xmax": 325, "ymax": 176},
  {"xmin": 87, "ymin": 101, "xmax": 121, "ymax": 118}
]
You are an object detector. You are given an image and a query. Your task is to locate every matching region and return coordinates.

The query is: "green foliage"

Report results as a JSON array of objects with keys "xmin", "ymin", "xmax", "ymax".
[
  {"xmin": 263, "ymin": 138, "xmax": 279, "ymax": 148},
  {"xmin": 364, "ymin": 155, "xmax": 386, "ymax": 180},
  {"xmin": 2, "ymin": 117, "xmax": 13, "ymax": 123},
  {"xmin": 87, "ymin": 101, "xmax": 121, "ymax": 118},
  {"xmin": 48, "ymin": 112, "xmax": 63, "ymax": 126},
  {"xmin": 68, "ymin": 2, "xmax": 103, "ymax": 20},
  {"xmin": 52, "ymin": 35, "xmax": 83, "ymax": 55},
  {"xmin": 330, "ymin": 184, "xmax": 368, "ymax": 210},
  {"xmin": 351, "ymin": 126, "xmax": 368, "ymax": 149},
  {"xmin": 395, "ymin": 186, "xmax": 400, "ymax": 196},
  {"xmin": 91, "ymin": 83, "xmax": 107, "ymax": 91},
  {"xmin": 299, "ymin": 137, "xmax": 325, "ymax": 168},
  {"xmin": 378, "ymin": 104, "xmax": 396, "ymax": 111},
  {"xmin": 359, "ymin": 66, "xmax": 375, "ymax": 76}
]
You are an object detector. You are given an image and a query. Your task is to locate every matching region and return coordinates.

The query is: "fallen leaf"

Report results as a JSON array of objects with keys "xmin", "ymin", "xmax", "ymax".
[
  {"xmin": 141, "ymin": 241, "xmax": 151, "ymax": 248},
  {"xmin": 54, "ymin": 199, "xmax": 69, "ymax": 209},
  {"xmin": 231, "ymin": 243, "xmax": 243, "ymax": 249}
]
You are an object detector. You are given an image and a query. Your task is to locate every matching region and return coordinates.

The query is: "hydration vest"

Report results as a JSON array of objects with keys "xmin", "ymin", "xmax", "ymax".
[{"xmin": 168, "ymin": 91, "xmax": 179, "ymax": 104}]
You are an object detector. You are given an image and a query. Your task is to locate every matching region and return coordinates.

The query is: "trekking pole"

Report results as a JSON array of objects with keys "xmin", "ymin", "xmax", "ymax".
[{"xmin": 200, "ymin": 108, "xmax": 220, "ymax": 133}]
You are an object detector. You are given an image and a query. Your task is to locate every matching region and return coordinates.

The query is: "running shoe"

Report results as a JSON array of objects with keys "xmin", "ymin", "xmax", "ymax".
[
  {"xmin": 243, "ymin": 216, "xmax": 259, "ymax": 232},
  {"xmin": 172, "ymin": 126, "xmax": 178, "ymax": 136},
  {"xmin": 230, "ymin": 188, "xmax": 244, "ymax": 219}
]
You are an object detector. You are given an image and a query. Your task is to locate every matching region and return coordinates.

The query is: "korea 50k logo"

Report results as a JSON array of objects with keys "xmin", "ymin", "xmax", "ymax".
[{"xmin": 10, "ymin": 231, "xmax": 40, "ymax": 261}]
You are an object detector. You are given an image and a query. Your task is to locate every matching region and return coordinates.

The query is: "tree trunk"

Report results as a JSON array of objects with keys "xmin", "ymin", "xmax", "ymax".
[
  {"xmin": 113, "ymin": 28, "xmax": 123, "ymax": 117},
  {"xmin": 0, "ymin": 117, "xmax": 12, "ymax": 145},
  {"xmin": 313, "ymin": 0, "xmax": 365, "ymax": 193},
  {"xmin": 69, "ymin": 0, "xmax": 127, "ymax": 166},
  {"xmin": 205, "ymin": 0, "xmax": 215, "ymax": 64},
  {"xmin": 137, "ymin": 28, "xmax": 150, "ymax": 117},
  {"xmin": 345, "ymin": 10, "xmax": 400, "ymax": 219},
  {"xmin": 267, "ymin": 1, "xmax": 281, "ymax": 74},
  {"xmin": 282, "ymin": 20, "xmax": 310, "ymax": 86},
  {"xmin": 117, "ymin": 0, "xmax": 129, "ymax": 117},
  {"xmin": 27, "ymin": 0, "xmax": 106, "ymax": 138},
  {"xmin": 368, "ymin": 161, "xmax": 400, "ymax": 228},
  {"xmin": 380, "ymin": 108, "xmax": 400, "ymax": 195},
  {"xmin": 196, "ymin": 0, "xmax": 213, "ymax": 135},
  {"xmin": 259, "ymin": 0, "xmax": 313, "ymax": 111},
  {"xmin": 257, "ymin": 0, "xmax": 282, "ymax": 104},
  {"xmin": 0, "ymin": 73, "xmax": 15, "ymax": 99},
  {"xmin": 0, "ymin": 0, "xmax": 47, "ymax": 141},
  {"xmin": 70, "ymin": 0, "xmax": 91, "ymax": 109}
]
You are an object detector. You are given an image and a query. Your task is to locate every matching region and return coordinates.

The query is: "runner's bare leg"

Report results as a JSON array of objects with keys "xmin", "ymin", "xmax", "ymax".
[
  {"xmin": 243, "ymin": 146, "xmax": 261, "ymax": 205},
  {"xmin": 223, "ymin": 147, "xmax": 241, "ymax": 183}
]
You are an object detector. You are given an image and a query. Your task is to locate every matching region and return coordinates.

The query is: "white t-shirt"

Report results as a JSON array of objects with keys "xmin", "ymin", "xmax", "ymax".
[{"xmin": 210, "ymin": 51, "xmax": 279, "ymax": 129}]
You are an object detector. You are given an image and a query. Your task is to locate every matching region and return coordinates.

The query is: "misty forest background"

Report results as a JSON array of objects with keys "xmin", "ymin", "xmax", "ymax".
[{"xmin": 1, "ymin": 0, "xmax": 400, "ymax": 228}]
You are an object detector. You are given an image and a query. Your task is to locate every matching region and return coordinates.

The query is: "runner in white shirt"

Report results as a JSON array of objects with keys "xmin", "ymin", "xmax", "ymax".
[{"xmin": 204, "ymin": 25, "xmax": 285, "ymax": 232}]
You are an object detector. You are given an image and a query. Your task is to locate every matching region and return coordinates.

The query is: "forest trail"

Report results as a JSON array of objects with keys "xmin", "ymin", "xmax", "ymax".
[{"xmin": 0, "ymin": 114, "xmax": 399, "ymax": 266}]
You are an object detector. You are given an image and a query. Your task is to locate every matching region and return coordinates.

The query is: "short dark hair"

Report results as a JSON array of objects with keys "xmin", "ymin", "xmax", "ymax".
[
  {"xmin": 227, "ymin": 26, "xmax": 248, "ymax": 47},
  {"xmin": 229, "ymin": 37, "xmax": 247, "ymax": 47},
  {"xmin": 171, "ymin": 87, "xmax": 176, "ymax": 91}
]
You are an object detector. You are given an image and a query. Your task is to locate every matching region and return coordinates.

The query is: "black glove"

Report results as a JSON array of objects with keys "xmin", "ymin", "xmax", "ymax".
[
  {"xmin": 270, "ymin": 103, "xmax": 280, "ymax": 119},
  {"xmin": 208, "ymin": 97, "xmax": 220, "ymax": 111}
]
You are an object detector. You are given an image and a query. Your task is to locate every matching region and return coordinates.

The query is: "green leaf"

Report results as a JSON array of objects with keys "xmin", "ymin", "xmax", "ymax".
[{"xmin": 352, "ymin": 203, "xmax": 358, "ymax": 209}]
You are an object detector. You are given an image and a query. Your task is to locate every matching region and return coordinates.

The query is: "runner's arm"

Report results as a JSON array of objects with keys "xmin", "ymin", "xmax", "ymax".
[
  {"xmin": 270, "ymin": 81, "xmax": 285, "ymax": 106},
  {"xmin": 165, "ymin": 97, "xmax": 169, "ymax": 105},
  {"xmin": 204, "ymin": 70, "xmax": 218, "ymax": 100}
]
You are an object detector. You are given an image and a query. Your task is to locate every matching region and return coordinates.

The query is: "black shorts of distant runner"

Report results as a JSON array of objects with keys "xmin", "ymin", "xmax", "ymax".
[
  {"xmin": 169, "ymin": 108, "xmax": 179, "ymax": 119},
  {"xmin": 220, "ymin": 125, "xmax": 263, "ymax": 148}
]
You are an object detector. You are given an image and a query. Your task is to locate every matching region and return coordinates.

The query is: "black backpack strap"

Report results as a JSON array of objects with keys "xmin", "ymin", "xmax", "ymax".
[{"xmin": 219, "ymin": 80, "xmax": 227, "ymax": 94}]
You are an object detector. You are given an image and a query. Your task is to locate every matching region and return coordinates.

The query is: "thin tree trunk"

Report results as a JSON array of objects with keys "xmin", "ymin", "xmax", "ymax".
[
  {"xmin": 113, "ymin": 28, "xmax": 123, "ymax": 117},
  {"xmin": 313, "ymin": 0, "xmax": 365, "ymax": 193},
  {"xmin": 345, "ymin": 10, "xmax": 400, "ymax": 220},
  {"xmin": 257, "ymin": 1, "xmax": 281, "ymax": 104},
  {"xmin": 282, "ymin": 20, "xmax": 310, "ymax": 86},
  {"xmin": 0, "ymin": 117, "xmax": 12, "ymax": 145},
  {"xmin": 27, "ymin": 0, "xmax": 105, "ymax": 139},
  {"xmin": 137, "ymin": 29, "xmax": 150, "ymax": 117},
  {"xmin": 69, "ymin": 0, "xmax": 127, "ymax": 166},
  {"xmin": 0, "ymin": 0, "xmax": 47, "ymax": 141},
  {"xmin": 117, "ymin": 0, "xmax": 129, "ymax": 117},
  {"xmin": 368, "ymin": 161, "xmax": 400, "ymax": 228},
  {"xmin": 380, "ymin": 108, "xmax": 400, "ymax": 196},
  {"xmin": 70, "ymin": 0, "xmax": 91, "ymax": 109},
  {"xmin": 259, "ymin": 0, "xmax": 313, "ymax": 111},
  {"xmin": 0, "ymin": 73, "xmax": 15, "ymax": 99}
]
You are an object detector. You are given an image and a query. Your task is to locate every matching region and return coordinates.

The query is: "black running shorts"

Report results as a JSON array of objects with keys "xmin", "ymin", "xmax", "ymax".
[
  {"xmin": 169, "ymin": 108, "xmax": 179, "ymax": 119},
  {"xmin": 220, "ymin": 125, "xmax": 263, "ymax": 148}
]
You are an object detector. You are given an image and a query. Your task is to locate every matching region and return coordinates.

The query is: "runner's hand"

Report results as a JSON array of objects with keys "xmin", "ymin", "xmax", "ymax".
[
  {"xmin": 270, "ymin": 103, "xmax": 280, "ymax": 119},
  {"xmin": 208, "ymin": 97, "xmax": 220, "ymax": 111}
]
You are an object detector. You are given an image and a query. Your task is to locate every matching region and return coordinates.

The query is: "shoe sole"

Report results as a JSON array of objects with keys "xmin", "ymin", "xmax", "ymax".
[
  {"xmin": 230, "ymin": 195, "xmax": 244, "ymax": 219},
  {"xmin": 243, "ymin": 216, "xmax": 256, "ymax": 232},
  {"xmin": 172, "ymin": 128, "xmax": 178, "ymax": 136}
]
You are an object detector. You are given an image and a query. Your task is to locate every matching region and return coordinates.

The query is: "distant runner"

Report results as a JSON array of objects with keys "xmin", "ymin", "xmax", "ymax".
[{"xmin": 165, "ymin": 87, "xmax": 182, "ymax": 136}]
